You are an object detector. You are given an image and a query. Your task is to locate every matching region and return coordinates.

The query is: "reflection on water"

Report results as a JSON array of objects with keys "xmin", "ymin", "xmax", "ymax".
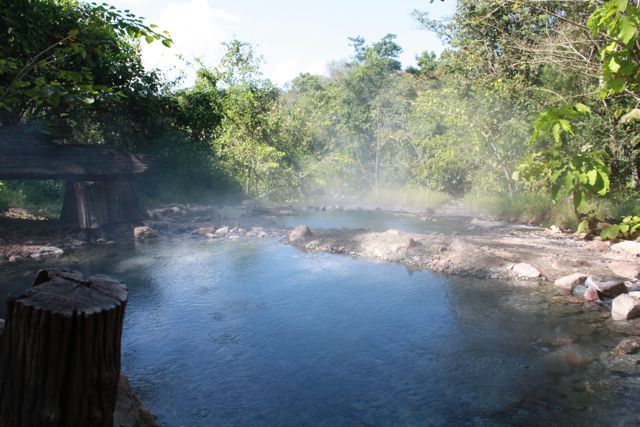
[
  {"xmin": 0, "ymin": 237, "xmax": 638, "ymax": 426},
  {"xmin": 273, "ymin": 210, "xmax": 471, "ymax": 234}
]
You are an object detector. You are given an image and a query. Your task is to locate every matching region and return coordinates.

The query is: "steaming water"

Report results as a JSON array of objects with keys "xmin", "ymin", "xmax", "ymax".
[
  {"xmin": 0, "ymin": 235, "xmax": 639, "ymax": 425},
  {"xmin": 273, "ymin": 210, "xmax": 470, "ymax": 234}
]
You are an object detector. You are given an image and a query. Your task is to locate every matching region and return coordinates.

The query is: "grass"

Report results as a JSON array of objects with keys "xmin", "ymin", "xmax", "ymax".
[
  {"xmin": 463, "ymin": 190, "xmax": 580, "ymax": 229},
  {"xmin": 0, "ymin": 180, "xmax": 64, "ymax": 219},
  {"xmin": 360, "ymin": 187, "xmax": 452, "ymax": 211}
]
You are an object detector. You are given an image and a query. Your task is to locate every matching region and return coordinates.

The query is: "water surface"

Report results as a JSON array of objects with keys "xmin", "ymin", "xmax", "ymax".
[{"xmin": 0, "ymin": 237, "xmax": 637, "ymax": 426}]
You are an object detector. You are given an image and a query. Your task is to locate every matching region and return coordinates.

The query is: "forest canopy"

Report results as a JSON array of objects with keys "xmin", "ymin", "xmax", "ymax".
[{"xmin": 2, "ymin": 0, "xmax": 640, "ymax": 239}]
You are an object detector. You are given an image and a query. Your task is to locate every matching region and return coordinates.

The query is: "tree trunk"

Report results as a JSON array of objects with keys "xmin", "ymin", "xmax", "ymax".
[{"xmin": 0, "ymin": 269, "xmax": 128, "ymax": 427}]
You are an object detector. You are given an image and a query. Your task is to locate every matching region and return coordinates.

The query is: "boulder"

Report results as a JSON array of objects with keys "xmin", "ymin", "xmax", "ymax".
[
  {"xmin": 133, "ymin": 226, "xmax": 158, "ymax": 240},
  {"xmin": 586, "ymin": 276, "xmax": 627, "ymax": 298},
  {"xmin": 609, "ymin": 261, "xmax": 640, "ymax": 279},
  {"xmin": 554, "ymin": 273, "xmax": 587, "ymax": 294},
  {"xmin": 612, "ymin": 294, "xmax": 640, "ymax": 321},
  {"xmin": 289, "ymin": 225, "xmax": 313, "ymax": 242},
  {"xmin": 511, "ymin": 262, "xmax": 542, "ymax": 279},
  {"xmin": 611, "ymin": 240, "xmax": 640, "ymax": 256}
]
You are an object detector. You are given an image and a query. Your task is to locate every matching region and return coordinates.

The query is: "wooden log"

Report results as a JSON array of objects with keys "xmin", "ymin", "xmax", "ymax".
[{"xmin": 0, "ymin": 269, "xmax": 128, "ymax": 427}]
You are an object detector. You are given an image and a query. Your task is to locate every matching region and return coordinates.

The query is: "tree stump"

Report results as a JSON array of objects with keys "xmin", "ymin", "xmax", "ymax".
[{"xmin": 0, "ymin": 269, "xmax": 128, "ymax": 427}]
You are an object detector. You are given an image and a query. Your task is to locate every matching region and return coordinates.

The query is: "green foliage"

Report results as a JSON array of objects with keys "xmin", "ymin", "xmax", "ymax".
[
  {"xmin": 515, "ymin": 103, "xmax": 610, "ymax": 217},
  {"xmin": 0, "ymin": 0, "xmax": 171, "ymax": 126},
  {"xmin": 601, "ymin": 215, "xmax": 640, "ymax": 240},
  {"xmin": 587, "ymin": 0, "xmax": 640, "ymax": 99},
  {"xmin": 0, "ymin": 180, "xmax": 64, "ymax": 218}
]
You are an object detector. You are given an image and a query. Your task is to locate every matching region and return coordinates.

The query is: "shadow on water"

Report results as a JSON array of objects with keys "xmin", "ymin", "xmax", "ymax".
[{"xmin": 0, "ymin": 237, "xmax": 638, "ymax": 425}]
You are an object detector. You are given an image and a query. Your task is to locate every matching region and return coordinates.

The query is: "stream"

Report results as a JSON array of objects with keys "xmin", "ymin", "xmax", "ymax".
[{"xmin": 0, "ymin": 215, "xmax": 639, "ymax": 425}]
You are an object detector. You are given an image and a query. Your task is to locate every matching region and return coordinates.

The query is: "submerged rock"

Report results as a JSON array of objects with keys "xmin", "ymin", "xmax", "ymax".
[
  {"xmin": 289, "ymin": 225, "xmax": 313, "ymax": 242},
  {"xmin": 601, "ymin": 339, "xmax": 640, "ymax": 374},
  {"xmin": 133, "ymin": 226, "xmax": 158, "ymax": 240},
  {"xmin": 612, "ymin": 294, "xmax": 640, "ymax": 321},
  {"xmin": 554, "ymin": 273, "xmax": 587, "ymax": 294},
  {"xmin": 611, "ymin": 338, "xmax": 640, "ymax": 356}
]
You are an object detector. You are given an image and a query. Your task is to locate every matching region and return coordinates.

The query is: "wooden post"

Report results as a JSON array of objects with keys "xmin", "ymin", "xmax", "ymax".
[
  {"xmin": 0, "ymin": 270, "xmax": 128, "ymax": 427},
  {"xmin": 59, "ymin": 180, "xmax": 148, "ymax": 229}
]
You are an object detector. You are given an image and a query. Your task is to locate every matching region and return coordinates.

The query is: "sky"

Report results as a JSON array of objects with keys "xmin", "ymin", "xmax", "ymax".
[{"xmin": 103, "ymin": 0, "xmax": 457, "ymax": 87}]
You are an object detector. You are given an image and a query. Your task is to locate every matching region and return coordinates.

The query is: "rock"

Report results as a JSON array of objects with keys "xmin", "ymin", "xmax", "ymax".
[
  {"xmin": 550, "ymin": 225, "xmax": 561, "ymax": 233},
  {"xmin": 8, "ymin": 255, "xmax": 19, "ymax": 263},
  {"xmin": 554, "ymin": 273, "xmax": 587, "ymax": 294},
  {"xmin": 611, "ymin": 338, "xmax": 640, "ymax": 356},
  {"xmin": 586, "ymin": 276, "xmax": 627, "ymax": 298},
  {"xmin": 196, "ymin": 226, "xmax": 215, "ymax": 235},
  {"xmin": 113, "ymin": 375, "xmax": 160, "ymax": 427},
  {"xmin": 28, "ymin": 246, "xmax": 64, "ymax": 259},
  {"xmin": 205, "ymin": 233, "xmax": 215, "ymax": 239},
  {"xmin": 609, "ymin": 261, "xmax": 640, "ymax": 279},
  {"xmin": 560, "ymin": 344, "xmax": 594, "ymax": 367},
  {"xmin": 572, "ymin": 284, "xmax": 587, "ymax": 297},
  {"xmin": 612, "ymin": 240, "xmax": 640, "ymax": 256},
  {"xmin": 511, "ymin": 262, "xmax": 542, "ymax": 279},
  {"xmin": 583, "ymin": 286, "xmax": 600, "ymax": 302},
  {"xmin": 585, "ymin": 240, "xmax": 610, "ymax": 251},
  {"xmin": 600, "ymin": 351, "xmax": 640, "ymax": 375},
  {"xmin": 69, "ymin": 238, "xmax": 86, "ymax": 247},
  {"xmin": 356, "ymin": 230, "xmax": 416, "ymax": 263},
  {"xmin": 612, "ymin": 294, "xmax": 640, "ymax": 321},
  {"xmin": 470, "ymin": 218, "xmax": 504, "ymax": 229},
  {"xmin": 215, "ymin": 226, "xmax": 230, "ymax": 235},
  {"xmin": 133, "ymin": 226, "xmax": 158, "ymax": 240},
  {"xmin": 289, "ymin": 225, "xmax": 313, "ymax": 242}
]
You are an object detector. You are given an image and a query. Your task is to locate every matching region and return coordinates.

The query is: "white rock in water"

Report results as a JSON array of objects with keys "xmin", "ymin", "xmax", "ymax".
[
  {"xmin": 609, "ymin": 261, "xmax": 640, "ymax": 279},
  {"xmin": 553, "ymin": 273, "xmax": 587, "ymax": 293},
  {"xmin": 289, "ymin": 225, "xmax": 313, "ymax": 242},
  {"xmin": 612, "ymin": 294, "xmax": 640, "ymax": 321},
  {"xmin": 511, "ymin": 262, "xmax": 542, "ymax": 279},
  {"xmin": 29, "ymin": 246, "xmax": 64, "ymax": 259},
  {"xmin": 215, "ymin": 226, "xmax": 229, "ymax": 235},
  {"xmin": 611, "ymin": 241, "xmax": 640, "ymax": 255},
  {"xmin": 133, "ymin": 226, "xmax": 158, "ymax": 240}
]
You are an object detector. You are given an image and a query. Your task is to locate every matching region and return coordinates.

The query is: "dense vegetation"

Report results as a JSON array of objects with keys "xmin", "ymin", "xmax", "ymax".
[{"xmin": 2, "ymin": 0, "xmax": 640, "ymax": 238}]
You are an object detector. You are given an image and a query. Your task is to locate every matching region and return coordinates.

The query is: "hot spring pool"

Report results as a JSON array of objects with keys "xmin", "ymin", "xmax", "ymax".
[{"xmin": 0, "ymin": 236, "xmax": 638, "ymax": 426}]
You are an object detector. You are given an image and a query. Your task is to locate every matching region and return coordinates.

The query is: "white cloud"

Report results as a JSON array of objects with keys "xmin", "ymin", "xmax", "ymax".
[
  {"xmin": 266, "ymin": 59, "xmax": 328, "ymax": 87},
  {"xmin": 140, "ymin": 0, "xmax": 240, "ymax": 83}
]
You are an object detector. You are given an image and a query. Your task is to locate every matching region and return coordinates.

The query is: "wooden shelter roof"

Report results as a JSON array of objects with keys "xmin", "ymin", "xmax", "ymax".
[{"xmin": 0, "ymin": 125, "xmax": 149, "ymax": 180}]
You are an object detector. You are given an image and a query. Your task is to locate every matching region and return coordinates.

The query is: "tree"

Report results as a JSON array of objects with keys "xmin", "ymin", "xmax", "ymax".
[{"xmin": 0, "ymin": 0, "xmax": 171, "ymax": 127}]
